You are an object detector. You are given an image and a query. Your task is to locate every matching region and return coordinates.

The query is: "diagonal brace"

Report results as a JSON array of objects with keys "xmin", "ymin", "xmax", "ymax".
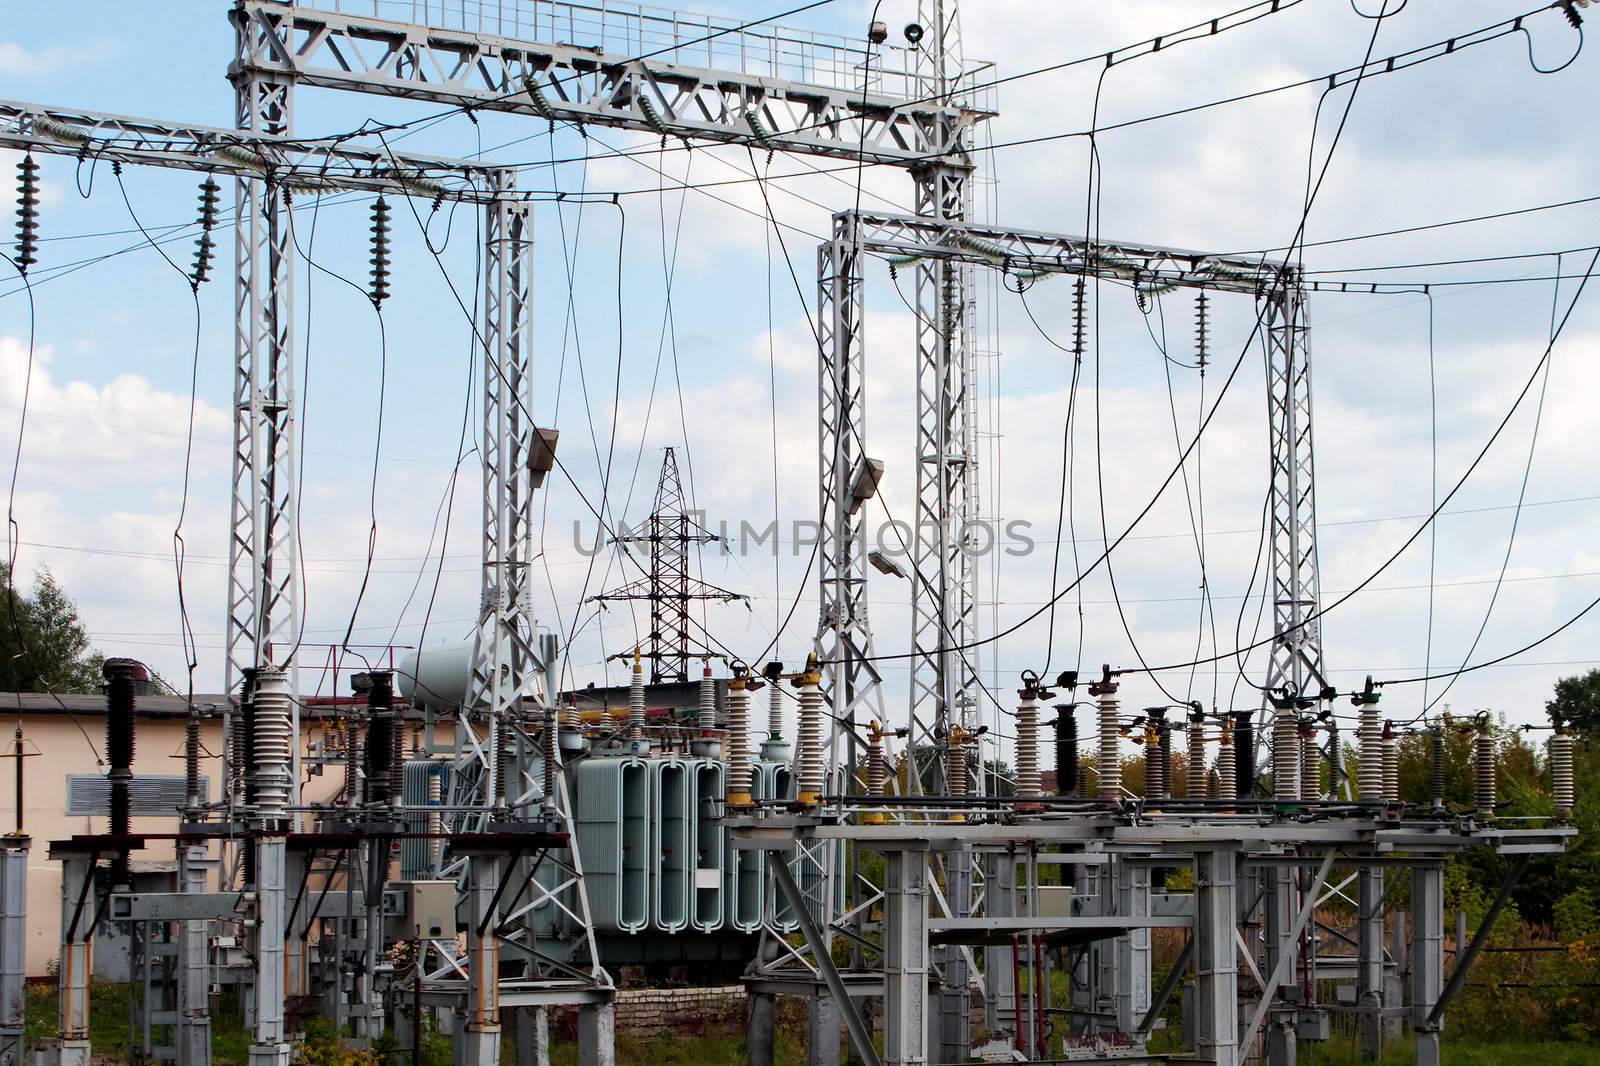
[
  {"xmin": 1426, "ymin": 854, "xmax": 1528, "ymax": 1026},
  {"xmin": 769, "ymin": 850, "xmax": 882, "ymax": 1066},
  {"xmin": 1240, "ymin": 851, "xmax": 1336, "ymax": 1052},
  {"xmin": 1137, "ymin": 934, "xmax": 1194, "ymax": 1034}
]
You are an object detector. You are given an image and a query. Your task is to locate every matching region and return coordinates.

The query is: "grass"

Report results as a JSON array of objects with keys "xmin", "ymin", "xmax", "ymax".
[
  {"xmin": 21, "ymin": 985, "xmax": 1599, "ymax": 1066},
  {"xmin": 1297, "ymin": 1035, "xmax": 1600, "ymax": 1066},
  {"xmin": 546, "ymin": 1030, "xmax": 807, "ymax": 1066}
]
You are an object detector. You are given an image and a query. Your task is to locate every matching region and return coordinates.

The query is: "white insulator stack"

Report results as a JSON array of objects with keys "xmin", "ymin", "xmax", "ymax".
[
  {"xmin": 251, "ymin": 667, "xmax": 294, "ymax": 821},
  {"xmin": 1358, "ymin": 704, "xmax": 1383, "ymax": 801},
  {"xmin": 725, "ymin": 679, "xmax": 752, "ymax": 804},
  {"xmin": 866, "ymin": 726, "xmax": 887, "ymax": 796},
  {"xmin": 699, "ymin": 665, "xmax": 715, "ymax": 727},
  {"xmin": 1382, "ymin": 730, "xmax": 1400, "ymax": 803},
  {"xmin": 768, "ymin": 676, "xmax": 783, "ymax": 738},
  {"xmin": 1301, "ymin": 726, "xmax": 1320, "ymax": 802},
  {"xmin": 1475, "ymin": 726, "xmax": 1497, "ymax": 819},
  {"xmin": 628, "ymin": 651, "xmax": 646, "ymax": 740},
  {"xmin": 560, "ymin": 695, "xmax": 579, "ymax": 732},
  {"xmin": 426, "ymin": 770, "xmax": 443, "ymax": 867},
  {"xmin": 1550, "ymin": 730, "xmax": 1575, "ymax": 821},
  {"xmin": 1097, "ymin": 690, "xmax": 1122, "ymax": 800},
  {"xmin": 946, "ymin": 734, "xmax": 968, "ymax": 800},
  {"xmin": 1187, "ymin": 718, "xmax": 1207, "ymax": 798},
  {"xmin": 1273, "ymin": 711, "xmax": 1302, "ymax": 802},
  {"xmin": 1216, "ymin": 725, "xmax": 1237, "ymax": 803},
  {"xmin": 1015, "ymin": 692, "xmax": 1041, "ymax": 800},
  {"xmin": 796, "ymin": 666, "xmax": 824, "ymax": 806}
]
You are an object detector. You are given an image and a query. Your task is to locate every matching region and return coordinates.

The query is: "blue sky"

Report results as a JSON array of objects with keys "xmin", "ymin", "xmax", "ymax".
[{"xmin": 4, "ymin": 0, "xmax": 1600, "ymax": 761}]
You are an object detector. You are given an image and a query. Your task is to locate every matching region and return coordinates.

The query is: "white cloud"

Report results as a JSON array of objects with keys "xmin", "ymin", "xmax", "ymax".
[{"xmin": 0, "ymin": 39, "xmax": 125, "ymax": 79}]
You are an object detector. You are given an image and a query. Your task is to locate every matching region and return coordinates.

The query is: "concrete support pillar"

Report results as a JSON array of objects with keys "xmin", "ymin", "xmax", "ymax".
[
  {"xmin": 981, "ymin": 853, "xmax": 1016, "ymax": 1040},
  {"xmin": 935, "ymin": 850, "xmax": 970, "ymax": 1064},
  {"xmin": 177, "ymin": 844, "xmax": 213, "ymax": 1066},
  {"xmin": 0, "ymin": 837, "xmax": 29, "ymax": 1066},
  {"xmin": 1411, "ymin": 866, "xmax": 1444, "ymax": 1066},
  {"xmin": 808, "ymin": 993, "xmax": 842, "ymax": 1066},
  {"xmin": 747, "ymin": 992, "xmax": 777, "ymax": 1066},
  {"xmin": 1356, "ymin": 867, "xmax": 1384, "ymax": 1060},
  {"xmin": 883, "ymin": 848, "xmax": 929, "ymax": 1066},
  {"xmin": 249, "ymin": 837, "xmax": 291, "ymax": 1066},
  {"xmin": 1194, "ymin": 849, "xmax": 1239, "ymax": 1066},
  {"xmin": 462, "ymin": 853, "xmax": 502, "ymax": 1066},
  {"xmin": 1262, "ymin": 868, "xmax": 1298, "ymax": 1066},
  {"xmin": 1112, "ymin": 860, "xmax": 1152, "ymax": 1033},
  {"xmin": 56, "ymin": 852, "xmax": 93, "ymax": 1066},
  {"xmin": 578, "ymin": 1002, "xmax": 616, "ymax": 1066},
  {"xmin": 515, "ymin": 1006, "xmax": 550, "ymax": 1066}
]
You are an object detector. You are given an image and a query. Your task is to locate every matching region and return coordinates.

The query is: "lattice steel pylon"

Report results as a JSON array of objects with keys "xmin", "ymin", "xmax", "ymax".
[
  {"xmin": 227, "ymin": 5, "xmax": 301, "ymax": 743},
  {"xmin": 908, "ymin": 0, "xmax": 979, "ymax": 792},
  {"xmin": 1259, "ymin": 285, "xmax": 1327, "ymax": 781},
  {"xmin": 590, "ymin": 447, "xmax": 745, "ymax": 683}
]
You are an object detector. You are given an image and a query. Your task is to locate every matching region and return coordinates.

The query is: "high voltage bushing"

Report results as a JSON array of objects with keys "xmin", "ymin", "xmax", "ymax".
[
  {"xmin": 1550, "ymin": 722, "xmax": 1575, "ymax": 821},
  {"xmin": 1055, "ymin": 703, "xmax": 1079, "ymax": 798},
  {"xmin": 1271, "ymin": 698, "xmax": 1301, "ymax": 803},
  {"xmin": 1089, "ymin": 666, "xmax": 1122, "ymax": 801},
  {"xmin": 1300, "ymin": 720, "xmax": 1320, "ymax": 802},
  {"xmin": 863, "ymin": 721, "xmax": 887, "ymax": 825},
  {"xmin": 364, "ymin": 671, "xmax": 396, "ymax": 806},
  {"xmin": 794, "ymin": 655, "xmax": 824, "ymax": 808},
  {"xmin": 627, "ymin": 647, "xmax": 646, "ymax": 743},
  {"xmin": 368, "ymin": 196, "xmax": 391, "ymax": 306},
  {"xmin": 1354, "ymin": 676, "xmax": 1383, "ymax": 802},
  {"xmin": 14, "ymin": 154, "xmax": 39, "ymax": 275},
  {"xmin": 184, "ymin": 706, "xmax": 203, "ymax": 814},
  {"xmin": 1186, "ymin": 707, "xmax": 1207, "ymax": 798},
  {"xmin": 765, "ymin": 664, "xmax": 783, "ymax": 739},
  {"xmin": 1216, "ymin": 716, "xmax": 1237, "ymax": 803},
  {"xmin": 1382, "ymin": 721, "xmax": 1400, "ymax": 803},
  {"xmin": 946, "ymin": 725, "xmax": 971, "ymax": 821},
  {"xmin": 191, "ymin": 178, "xmax": 220, "ymax": 288},
  {"xmin": 1014, "ymin": 674, "xmax": 1042, "ymax": 803},
  {"xmin": 237, "ymin": 670, "xmax": 258, "ymax": 883},
  {"xmin": 342, "ymin": 714, "xmax": 361, "ymax": 807},
  {"xmin": 697, "ymin": 663, "xmax": 715, "ymax": 730},
  {"xmin": 1429, "ymin": 722, "xmax": 1447, "ymax": 811},
  {"xmin": 723, "ymin": 668, "xmax": 753, "ymax": 808},
  {"xmin": 103, "ymin": 659, "xmax": 139, "ymax": 886},
  {"xmin": 251, "ymin": 667, "xmax": 295, "ymax": 823},
  {"xmin": 1154, "ymin": 709, "xmax": 1172, "ymax": 801},
  {"xmin": 541, "ymin": 703, "xmax": 557, "ymax": 806},
  {"xmin": 1474, "ymin": 719, "xmax": 1497, "ymax": 819},
  {"xmin": 1233, "ymin": 710, "xmax": 1254, "ymax": 798}
]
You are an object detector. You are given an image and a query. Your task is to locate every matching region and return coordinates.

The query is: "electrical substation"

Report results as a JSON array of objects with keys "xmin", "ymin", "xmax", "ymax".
[{"xmin": 0, "ymin": 3, "xmax": 1588, "ymax": 1066}]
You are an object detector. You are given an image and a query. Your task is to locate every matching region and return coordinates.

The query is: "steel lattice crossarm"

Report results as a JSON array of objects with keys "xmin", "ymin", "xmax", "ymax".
[
  {"xmin": 846, "ymin": 209, "xmax": 1295, "ymax": 293},
  {"xmin": 0, "ymin": 98, "xmax": 500, "ymax": 201},
  {"xmin": 232, "ymin": 0, "xmax": 992, "ymax": 167}
]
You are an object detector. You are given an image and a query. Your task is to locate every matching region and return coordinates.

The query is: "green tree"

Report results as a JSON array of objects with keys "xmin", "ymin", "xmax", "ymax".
[
  {"xmin": 0, "ymin": 563, "xmax": 104, "ymax": 693},
  {"xmin": 1547, "ymin": 667, "xmax": 1600, "ymax": 737}
]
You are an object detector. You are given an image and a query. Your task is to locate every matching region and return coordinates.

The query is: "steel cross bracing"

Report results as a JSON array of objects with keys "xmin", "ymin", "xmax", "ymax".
[
  {"xmin": 814, "ymin": 207, "xmax": 1312, "ymax": 780},
  {"xmin": 1261, "ymin": 285, "xmax": 1327, "ymax": 735},
  {"xmin": 0, "ymin": 102, "xmax": 503, "ymax": 203},
  {"xmin": 232, "ymin": 0, "xmax": 990, "ymax": 167}
]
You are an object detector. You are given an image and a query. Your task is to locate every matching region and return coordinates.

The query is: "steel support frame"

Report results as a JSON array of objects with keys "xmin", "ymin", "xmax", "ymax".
[
  {"xmin": 1260, "ymin": 286, "xmax": 1325, "ymax": 773},
  {"xmin": 1194, "ymin": 849, "xmax": 1240, "ymax": 1066},
  {"xmin": 176, "ymin": 845, "xmax": 213, "ymax": 1066},
  {"xmin": 231, "ymin": 1, "xmax": 977, "ymax": 167},
  {"xmin": 228, "ymin": 25, "xmax": 301, "ymax": 709},
  {"xmin": 0, "ymin": 838, "xmax": 26, "ymax": 1066}
]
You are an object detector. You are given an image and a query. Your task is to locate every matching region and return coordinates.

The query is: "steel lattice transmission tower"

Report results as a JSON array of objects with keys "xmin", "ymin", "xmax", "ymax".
[{"xmin": 592, "ymin": 448, "xmax": 746, "ymax": 683}]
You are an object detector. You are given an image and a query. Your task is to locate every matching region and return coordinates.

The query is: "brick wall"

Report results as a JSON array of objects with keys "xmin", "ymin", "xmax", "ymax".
[{"xmin": 612, "ymin": 985, "xmax": 747, "ymax": 1036}]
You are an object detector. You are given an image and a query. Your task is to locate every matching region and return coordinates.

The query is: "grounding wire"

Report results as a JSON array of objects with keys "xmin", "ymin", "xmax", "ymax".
[
  {"xmin": 1413, "ymin": 255, "xmax": 1564, "ymax": 719},
  {"xmin": 829, "ymin": 0, "xmax": 1397, "ymax": 673},
  {"xmin": 110, "ymin": 163, "xmax": 206, "ymax": 708}
]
